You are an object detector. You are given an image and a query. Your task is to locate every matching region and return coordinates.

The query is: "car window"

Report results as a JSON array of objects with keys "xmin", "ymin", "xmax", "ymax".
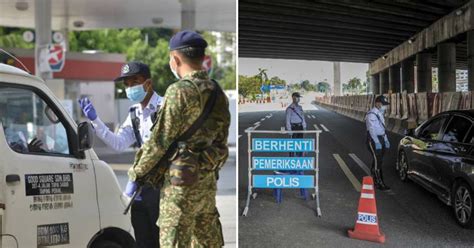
[
  {"xmin": 442, "ymin": 116, "xmax": 472, "ymax": 143},
  {"xmin": 465, "ymin": 126, "xmax": 474, "ymax": 144},
  {"xmin": 0, "ymin": 86, "xmax": 70, "ymax": 156},
  {"xmin": 418, "ymin": 116, "xmax": 447, "ymax": 141}
]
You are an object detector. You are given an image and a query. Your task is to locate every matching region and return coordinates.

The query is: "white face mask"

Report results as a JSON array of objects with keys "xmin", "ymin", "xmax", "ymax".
[
  {"xmin": 380, "ymin": 105, "xmax": 387, "ymax": 112},
  {"xmin": 169, "ymin": 57, "xmax": 180, "ymax": 80}
]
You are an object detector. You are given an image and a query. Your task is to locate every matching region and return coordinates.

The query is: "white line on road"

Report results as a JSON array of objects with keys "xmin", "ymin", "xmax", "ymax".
[
  {"xmin": 314, "ymin": 106, "xmax": 319, "ymax": 110},
  {"xmin": 260, "ymin": 118, "xmax": 265, "ymax": 121},
  {"xmin": 349, "ymin": 153, "xmax": 371, "ymax": 176},
  {"xmin": 238, "ymin": 135, "xmax": 242, "ymax": 139},
  {"xmin": 253, "ymin": 124, "xmax": 260, "ymax": 130},
  {"xmin": 313, "ymin": 124, "xmax": 320, "ymax": 130},
  {"xmin": 254, "ymin": 121, "xmax": 260, "ymax": 126},
  {"xmin": 306, "ymin": 115, "xmax": 312, "ymax": 119},
  {"xmin": 333, "ymin": 154, "xmax": 361, "ymax": 192},
  {"xmin": 320, "ymin": 124, "xmax": 329, "ymax": 132},
  {"xmin": 311, "ymin": 115, "xmax": 316, "ymax": 119}
]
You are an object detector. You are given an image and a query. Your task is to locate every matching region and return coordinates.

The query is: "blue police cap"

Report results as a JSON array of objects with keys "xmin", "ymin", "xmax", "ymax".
[
  {"xmin": 169, "ymin": 30, "xmax": 208, "ymax": 51},
  {"xmin": 114, "ymin": 61, "xmax": 151, "ymax": 83}
]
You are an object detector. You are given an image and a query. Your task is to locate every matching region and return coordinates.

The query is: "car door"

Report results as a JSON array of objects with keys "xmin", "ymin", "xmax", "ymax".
[
  {"xmin": 410, "ymin": 115, "xmax": 449, "ymax": 184},
  {"xmin": 432, "ymin": 115, "xmax": 473, "ymax": 193},
  {"xmin": 0, "ymin": 84, "xmax": 100, "ymax": 247}
]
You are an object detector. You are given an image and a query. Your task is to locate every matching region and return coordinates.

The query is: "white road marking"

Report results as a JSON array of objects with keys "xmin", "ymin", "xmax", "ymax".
[
  {"xmin": 314, "ymin": 106, "xmax": 319, "ymax": 110},
  {"xmin": 306, "ymin": 115, "xmax": 311, "ymax": 119},
  {"xmin": 281, "ymin": 126, "xmax": 285, "ymax": 131},
  {"xmin": 253, "ymin": 124, "xmax": 260, "ymax": 130},
  {"xmin": 349, "ymin": 153, "xmax": 371, "ymax": 176},
  {"xmin": 311, "ymin": 115, "xmax": 316, "ymax": 119},
  {"xmin": 320, "ymin": 124, "xmax": 330, "ymax": 132},
  {"xmin": 238, "ymin": 135, "xmax": 242, "ymax": 139},
  {"xmin": 313, "ymin": 124, "xmax": 320, "ymax": 130},
  {"xmin": 333, "ymin": 154, "xmax": 361, "ymax": 192},
  {"xmin": 260, "ymin": 118, "xmax": 265, "ymax": 121},
  {"xmin": 254, "ymin": 121, "xmax": 261, "ymax": 126}
]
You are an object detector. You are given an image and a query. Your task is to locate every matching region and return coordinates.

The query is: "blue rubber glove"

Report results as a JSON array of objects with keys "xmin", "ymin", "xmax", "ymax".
[
  {"xmin": 124, "ymin": 181, "xmax": 142, "ymax": 201},
  {"xmin": 375, "ymin": 142, "xmax": 382, "ymax": 150},
  {"xmin": 78, "ymin": 97, "xmax": 97, "ymax": 121},
  {"xmin": 385, "ymin": 139, "xmax": 390, "ymax": 149}
]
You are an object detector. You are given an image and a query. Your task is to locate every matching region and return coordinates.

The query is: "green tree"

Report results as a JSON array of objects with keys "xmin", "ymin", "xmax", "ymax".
[
  {"xmin": 317, "ymin": 82, "xmax": 331, "ymax": 93},
  {"xmin": 0, "ymin": 27, "xmax": 34, "ymax": 49},
  {"xmin": 238, "ymin": 75, "xmax": 260, "ymax": 99}
]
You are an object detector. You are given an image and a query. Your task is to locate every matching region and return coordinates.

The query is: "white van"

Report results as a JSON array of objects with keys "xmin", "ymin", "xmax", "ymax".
[{"xmin": 0, "ymin": 64, "xmax": 135, "ymax": 247}]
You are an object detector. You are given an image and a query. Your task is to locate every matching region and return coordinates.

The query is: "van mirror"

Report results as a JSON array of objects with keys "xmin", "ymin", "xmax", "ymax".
[{"xmin": 78, "ymin": 122, "xmax": 94, "ymax": 151}]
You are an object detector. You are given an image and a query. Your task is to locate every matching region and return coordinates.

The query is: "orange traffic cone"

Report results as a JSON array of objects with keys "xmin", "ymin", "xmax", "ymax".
[{"xmin": 348, "ymin": 176, "xmax": 385, "ymax": 243}]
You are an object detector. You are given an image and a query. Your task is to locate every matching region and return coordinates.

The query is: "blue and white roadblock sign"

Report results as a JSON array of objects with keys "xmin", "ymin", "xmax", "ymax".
[{"xmin": 242, "ymin": 129, "xmax": 322, "ymax": 217}]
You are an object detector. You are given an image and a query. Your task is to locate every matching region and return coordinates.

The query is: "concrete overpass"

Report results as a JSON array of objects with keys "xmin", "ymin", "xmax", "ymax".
[{"xmin": 239, "ymin": 0, "xmax": 473, "ymax": 94}]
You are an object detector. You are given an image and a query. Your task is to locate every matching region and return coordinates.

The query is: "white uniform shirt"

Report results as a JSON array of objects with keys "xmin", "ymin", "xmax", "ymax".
[
  {"xmin": 285, "ymin": 103, "xmax": 307, "ymax": 130},
  {"xmin": 91, "ymin": 92, "xmax": 163, "ymax": 151},
  {"xmin": 366, "ymin": 107, "xmax": 387, "ymax": 143}
]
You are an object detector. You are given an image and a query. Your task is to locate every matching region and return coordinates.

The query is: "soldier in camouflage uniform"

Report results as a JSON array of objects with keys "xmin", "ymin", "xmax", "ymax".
[{"xmin": 128, "ymin": 30, "xmax": 230, "ymax": 247}]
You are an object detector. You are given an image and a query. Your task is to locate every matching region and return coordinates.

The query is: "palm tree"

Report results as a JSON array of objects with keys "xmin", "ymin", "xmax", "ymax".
[{"xmin": 257, "ymin": 68, "xmax": 268, "ymax": 86}]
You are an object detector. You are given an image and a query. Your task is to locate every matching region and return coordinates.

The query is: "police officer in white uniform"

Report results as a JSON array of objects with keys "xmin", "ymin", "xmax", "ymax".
[
  {"xmin": 286, "ymin": 92, "xmax": 307, "ymax": 142},
  {"xmin": 366, "ymin": 95, "xmax": 391, "ymax": 191},
  {"xmin": 79, "ymin": 62, "xmax": 162, "ymax": 248}
]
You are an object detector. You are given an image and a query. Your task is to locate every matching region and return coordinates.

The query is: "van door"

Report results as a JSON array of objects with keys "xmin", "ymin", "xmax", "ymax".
[{"xmin": 0, "ymin": 84, "xmax": 100, "ymax": 247}]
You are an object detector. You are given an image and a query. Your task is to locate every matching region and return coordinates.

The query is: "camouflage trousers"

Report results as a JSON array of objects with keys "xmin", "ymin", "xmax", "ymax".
[{"xmin": 158, "ymin": 170, "xmax": 224, "ymax": 248}]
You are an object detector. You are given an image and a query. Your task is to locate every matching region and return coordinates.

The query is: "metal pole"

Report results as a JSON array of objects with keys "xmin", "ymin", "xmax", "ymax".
[
  {"xmin": 315, "ymin": 131, "xmax": 321, "ymax": 217},
  {"xmin": 242, "ymin": 131, "xmax": 252, "ymax": 216}
]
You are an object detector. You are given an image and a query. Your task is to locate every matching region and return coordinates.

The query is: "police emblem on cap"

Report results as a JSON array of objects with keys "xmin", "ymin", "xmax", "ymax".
[{"xmin": 122, "ymin": 64, "xmax": 130, "ymax": 74}]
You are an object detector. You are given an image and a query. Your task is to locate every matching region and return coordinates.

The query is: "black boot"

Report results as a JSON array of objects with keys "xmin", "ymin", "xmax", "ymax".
[{"xmin": 373, "ymin": 169, "xmax": 390, "ymax": 191}]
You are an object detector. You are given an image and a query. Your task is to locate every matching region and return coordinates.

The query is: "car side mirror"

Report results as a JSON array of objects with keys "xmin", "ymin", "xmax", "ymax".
[{"xmin": 78, "ymin": 121, "xmax": 94, "ymax": 151}]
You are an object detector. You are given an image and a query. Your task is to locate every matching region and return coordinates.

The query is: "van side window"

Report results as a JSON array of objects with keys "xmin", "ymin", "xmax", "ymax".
[{"xmin": 0, "ymin": 86, "xmax": 70, "ymax": 155}]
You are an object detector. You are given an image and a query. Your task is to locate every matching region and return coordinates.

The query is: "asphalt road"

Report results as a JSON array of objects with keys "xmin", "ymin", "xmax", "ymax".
[{"xmin": 238, "ymin": 103, "xmax": 474, "ymax": 248}]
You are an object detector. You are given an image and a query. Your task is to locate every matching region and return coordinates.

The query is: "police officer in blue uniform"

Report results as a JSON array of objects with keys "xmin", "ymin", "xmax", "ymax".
[
  {"xmin": 366, "ymin": 95, "xmax": 391, "ymax": 191},
  {"xmin": 79, "ymin": 62, "xmax": 162, "ymax": 247}
]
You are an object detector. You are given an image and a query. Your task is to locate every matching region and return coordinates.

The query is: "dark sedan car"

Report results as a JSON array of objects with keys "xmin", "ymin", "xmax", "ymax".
[{"xmin": 397, "ymin": 110, "xmax": 474, "ymax": 228}]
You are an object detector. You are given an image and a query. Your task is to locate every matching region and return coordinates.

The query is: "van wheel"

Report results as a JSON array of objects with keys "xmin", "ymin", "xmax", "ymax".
[
  {"xmin": 93, "ymin": 240, "xmax": 123, "ymax": 248},
  {"xmin": 453, "ymin": 181, "xmax": 474, "ymax": 229}
]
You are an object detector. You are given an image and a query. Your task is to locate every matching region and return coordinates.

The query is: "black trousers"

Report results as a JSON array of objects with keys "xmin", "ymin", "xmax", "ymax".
[
  {"xmin": 366, "ymin": 134, "xmax": 387, "ymax": 185},
  {"xmin": 131, "ymin": 185, "xmax": 160, "ymax": 248}
]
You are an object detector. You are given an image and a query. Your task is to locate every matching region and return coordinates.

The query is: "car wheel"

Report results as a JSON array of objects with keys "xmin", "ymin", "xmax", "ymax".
[
  {"xmin": 398, "ymin": 151, "xmax": 409, "ymax": 182},
  {"xmin": 453, "ymin": 181, "xmax": 474, "ymax": 229}
]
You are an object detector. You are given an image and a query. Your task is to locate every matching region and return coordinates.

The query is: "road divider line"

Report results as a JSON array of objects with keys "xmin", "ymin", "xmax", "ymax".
[
  {"xmin": 313, "ymin": 124, "xmax": 320, "ymax": 130},
  {"xmin": 253, "ymin": 124, "xmax": 260, "ymax": 130},
  {"xmin": 260, "ymin": 118, "xmax": 265, "ymax": 121},
  {"xmin": 311, "ymin": 115, "xmax": 316, "ymax": 119},
  {"xmin": 254, "ymin": 121, "xmax": 260, "ymax": 126},
  {"xmin": 320, "ymin": 124, "xmax": 329, "ymax": 132},
  {"xmin": 348, "ymin": 153, "xmax": 371, "ymax": 175},
  {"xmin": 306, "ymin": 115, "xmax": 311, "ymax": 119},
  {"xmin": 333, "ymin": 154, "xmax": 361, "ymax": 192}
]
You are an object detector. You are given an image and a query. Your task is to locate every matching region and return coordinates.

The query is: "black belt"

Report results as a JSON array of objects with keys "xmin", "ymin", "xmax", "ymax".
[{"xmin": 291, "ymin": 123, "xmax": 303, "ymax": 126}]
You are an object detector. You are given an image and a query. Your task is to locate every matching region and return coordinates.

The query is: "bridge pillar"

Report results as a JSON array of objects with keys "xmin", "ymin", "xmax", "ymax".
[
  {"xmin": 35, "ymin": 0, "xmax": 52, "ymax": 79},
  {"xmin": 181, "ymin": 0, "xmax": 196, "ymax": 30},
  {"xmin": 371, "ymin": 74, "xmax": 380, "ymax": 95},
  {"xmin": 438, "ymin": 42, "xmax": 456, "ymax": 92},
  {"xmin": 416, "ymin": 52, "xmax": 432, "ymax": 93},
  {"xmin": 380, "ymin": 69, "xmax": 389, "ymax": 94},
  {"xmin": 401, "ymin": 59, "xmax": 415, "ymax": 93},
  {"xmin": 468, "ymin": 31, "xmax": 474, "ymax": 91},
  {"xmin": 333, "ymin": 62, "xmax": 341, "ymax": 96},
  {"xmin": 389, "ymin": 64, "xmax": 401, "ymax": 93}
]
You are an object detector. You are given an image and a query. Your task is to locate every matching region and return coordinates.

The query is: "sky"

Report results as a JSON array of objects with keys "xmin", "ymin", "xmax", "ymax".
[{"xmin": 238, "ymin": 58, "xmax": 369, "ymax": 86}]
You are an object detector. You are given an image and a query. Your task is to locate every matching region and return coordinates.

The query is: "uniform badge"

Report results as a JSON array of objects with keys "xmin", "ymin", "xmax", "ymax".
[{"xmin": 122, "ymin": 64, "xmax": 130, "ymax": 74}]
